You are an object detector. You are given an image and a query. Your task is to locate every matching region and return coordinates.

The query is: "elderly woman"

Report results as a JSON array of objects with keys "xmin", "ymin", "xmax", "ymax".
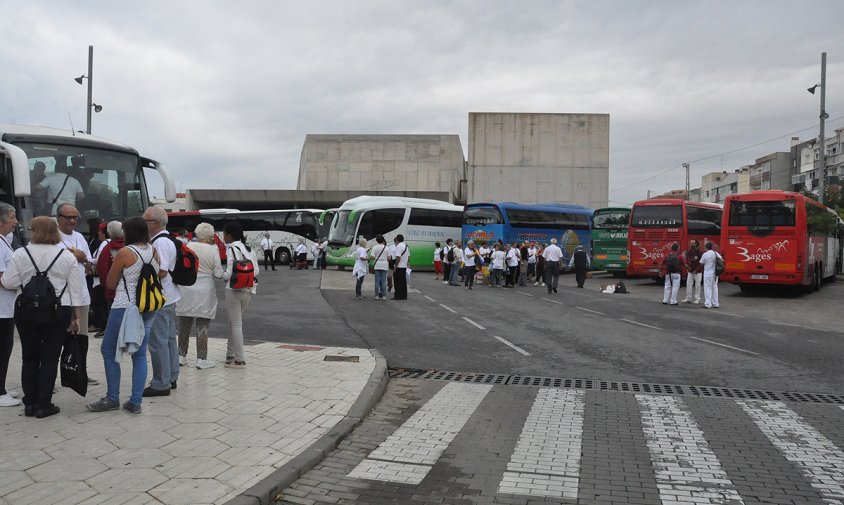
[
  {"xmin": 176, "ymin": 223, "xmax": 224, "ymax": 369},
  {"xmin": 352, "ymin": 237, "xmax": 368, "ymax": 299},
  {"xmin": 0, "ymin": 216, "xmax": 83, "ymax": 418},
  {"xmin": 0, "ymin": 203, "xmax": 20, "ymax": 407}
]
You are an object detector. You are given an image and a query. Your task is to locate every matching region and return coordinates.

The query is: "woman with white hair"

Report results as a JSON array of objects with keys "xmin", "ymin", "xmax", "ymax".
[
  {"xmin": 0, "ymin": 202, "xmax": 20, "ymax": 407},
  {"xmin": 352, "ymin": 237, "xmax": 368, "ymax": 299},
  {"xmin": 175, "ymin": 223, "xmax": 224, "ymax": 369}
]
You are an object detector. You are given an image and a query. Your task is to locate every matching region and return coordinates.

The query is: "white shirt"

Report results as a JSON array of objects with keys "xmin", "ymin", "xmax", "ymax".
[
  {"xmin": 59, "ymin": 229, "xmax": 92, "ymax": 306},
  {"xmin": 352, "ymin": 246, "xmax": 368, "ymax": 278},
  {"xmin": 506, "ymin": 248, "xmax": 520, "ymax": 267},
  {"xmin": 0, "ymin": 234, "xmax": 17, "ymax": 317},
  {"xmin": 452, "ymin": 246, "xmax": 463, "ymax": 264},
  {"xmin": 434, "ymin": 247, "xmax": 442, "ymax": 262},
  {"xmin": 394, "ymin": 243, "xmax": 410, "ymax": 268},
  {"xmin": 387, "ymin": 244, "xmax": 397, "ymax": 260},
  {"xmin": 491, "ymin": 250, "xmax": 506, "ymax": 269},
  {"xmin": 3, "ymin": 244, "xmax": 84, "ymax": 307},
  {"xmin": 542, "ymin": 244, "xmax": 563, "ymax": 262},
  {"xmin": 443, "ymin": 245, "xmax": 453, "ymax": 264},
  {"xmin": 528, "ymin": 247, "xmax": 537, "ymax": 264},
  {"xmin": 152, "ymin": 231, "xmax": 180, "ymax": 306},
  {"xmin": 92, "ymin": 239, "xmax": 109, "ymax": 288},
  {"xmin": 700, "ymin": 249, "xmax": 721, "ymax": 276},
  {"xmin": 295, "ymin": 243, "xmax": 307, "ymax": 255},
  {"xmin": 463, "ymin": 247, "xmax": 476, "ymax": 267},
  {"xmin": 39, "ymin": 174, "xmax": 84, "ymax": 215},
  {"xmin": 224, "ymin": 241, "xmax": 260, "ymax": 293},
  {"xmin": 371, "ymin": 244, "xmax": 389, "ymax": 271},
  {"xmin": 261, "ymin": 238, "xmax": 273, "ymax": 251}
]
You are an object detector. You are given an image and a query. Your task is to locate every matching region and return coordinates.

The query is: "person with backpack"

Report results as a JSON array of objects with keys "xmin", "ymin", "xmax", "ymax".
[
  {"xmin": 176, "ymin": 223, "xmax": 225, "ymax": 369},
  {"xmin": 660, "ymin": 242, "xmax": 684, "ymax": 305},
  {"xmin": 86, "ymin": 217, "xmax": 161, "ymax": 415},
  {"xmin": 223, "ymin": 221, "xmax": 260, "ymax": 368},
  {"xmin": 370, "ymin": 235, "xmax": 389, "ymax": 300},
  {"xmin": 0, "ymin": 203, "xmax": 21, "ymax": 408},
  {"xmin": 143, "ymin": 206, "xmax": 181, "ymax": 397},
  {"xmin": 700, "ymin": 241, "xmax": 722, "ymax": 309},
  {"xmin": 0, "ymin": 216, "xmax": 84, "ymax": 418}
]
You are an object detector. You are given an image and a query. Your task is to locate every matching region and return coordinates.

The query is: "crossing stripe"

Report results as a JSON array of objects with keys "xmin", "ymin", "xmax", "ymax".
[
  {"xmin": 498, "ymin": 389, "xmax": 584, "ymax": 499},
  {"xmin": 738, "ymin": 400, "xmax": 844, "ymax": 502},
  {"xmin": 348, "ymin": 382, "xmax": 492, "ymax": 484},
  {"xmin": 636, "ymin": 395, "xmax": 744, "ymax": 504}
]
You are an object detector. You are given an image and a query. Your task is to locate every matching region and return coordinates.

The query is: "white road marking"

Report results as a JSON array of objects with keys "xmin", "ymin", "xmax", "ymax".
[
  {"xmin": 576, "ymin": 307, "xmax": 605, "ymax": 316},
  {"xmin": 620, "ymin": 319, "xmax": 661, "ymax": 330},
  {"xmin": 439, "ymin": 304, "xmax": 457, "ymax": 314},
  {"xmin": 494, "ymin": 336, "xmax": 531, "ymax": 356},
  {"xmin": 349, "ymin": 382, "xmax": 492, "ymax": 484},
  {"xmin": 541, "ymin": 298, "xmax": 563, "ymax": 305},
  {"xmin": 462, "ymin": 317, "xmax": 485, "ymax": 330},
  {"xmin": 498, "ymin": 389, "xmax": 584, "ymax": 499},
  {"xmin": 515, "ymin": 291, "xmax": 533, "ymax": 297},
  {"xmin": 423, "ymin": 295, "xmax": 436, "ymax": 302},
  {"xmin": 738, "ymin": 400, "xmax": 844, "ymax": 503},
  {"xmin": 636, "ymin": 395, "xmax": 745, "ymax": 504},
  {"xmin": 688, "ymin": 337, "xmax": 759, "ymax": 356}
]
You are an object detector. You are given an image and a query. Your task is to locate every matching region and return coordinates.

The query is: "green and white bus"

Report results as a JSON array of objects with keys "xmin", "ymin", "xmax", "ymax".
[
  {"xmin": 326, "ymin": 196, "xmax": 463, "ymax": 270},
  {"xmin": 591, "ymin": 207, "xmax": 630, "ymax": 275}
]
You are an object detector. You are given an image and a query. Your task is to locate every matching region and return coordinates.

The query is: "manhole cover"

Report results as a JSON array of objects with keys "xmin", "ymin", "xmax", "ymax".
[{"xmin": 324, "ymin": 355, "xmax": 360, "ymax": 363}]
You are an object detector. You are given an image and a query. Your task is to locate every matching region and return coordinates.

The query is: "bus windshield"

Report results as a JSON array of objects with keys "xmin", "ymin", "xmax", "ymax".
[
  {"xmin": 631, "ymin": 206, "xmax": 682, "ymax": 228},
  {"xmin": 464, "ymin": 206, "xmax": 503, "ymax": 225},
  {"xmin": 21, "ymin": 142, "xmax": 146, "ymax": 230},
  {"xmin": 728, "ymin": 200, "xmax": 796, "ymax": 227},
  {"xmin": 329, "ymin": 210, "xmax": 360, "ymax": 247},
  {"xmin": 593, "ymin": 210, "xmax": 629, "ymax": 229}
]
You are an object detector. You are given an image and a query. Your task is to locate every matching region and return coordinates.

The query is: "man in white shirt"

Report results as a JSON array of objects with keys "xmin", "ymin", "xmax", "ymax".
[
  {"xmin": 294, "ymin": 240, "xmax": 308, "ymax": 270},
  {"xmin": 260, "ymin": 233, "xmax": 275, "ymax": 271},
  {"xmin": 505, "ymin": 244, "xmax": 519, "ymax": 288},
  {"xmin": 392, "ymin": 235, "xmax": 410, "ymax": 300},
  {"xmin": 144, "ymin": 206, "xmax": 180, "ymax": 396},
  {"xmin": 542, "ymin": 238, "xmax": 563, "ymax": 294},
  {"xmin": 442, "ymin": 238, "xmax": 454, "ymax": 286},
  {"xmin": 40, "ymin": 171, "xmax": 84, "ymax": 216},
  {"xmin": 55, "ymin": 204, "xmax": 96, "ymax": 386},
  {"xmin": 700, "ymin": 241, "xmax": 721, "ymax": 309},
  {"xmin": 527, "ymin": 243, "xmax": 538, "ymax": 282},
  {"xmin": 450, "ymin": 240, "xmax": 464, "ymax": 287}
]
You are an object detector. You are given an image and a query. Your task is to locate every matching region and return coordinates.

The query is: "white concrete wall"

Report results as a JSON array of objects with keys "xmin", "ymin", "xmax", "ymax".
[
  {"xmin": 297, "ymin": 135, "xmax": 465, "ymax": 202},
  {"xmin": 467, "ymin": 113, "xmax": 609, "ymax": 208}
]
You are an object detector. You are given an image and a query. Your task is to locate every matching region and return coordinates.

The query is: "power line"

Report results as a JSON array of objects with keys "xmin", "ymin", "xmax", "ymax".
[{"xmin": 610, "ymin": 115, "xmax": 844, "ymax": 194}]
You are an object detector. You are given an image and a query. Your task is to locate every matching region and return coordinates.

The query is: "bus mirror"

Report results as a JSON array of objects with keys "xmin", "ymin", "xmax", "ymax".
[
  {"xmin": 141, "ymin": 157, "xmax": 176, "ymax": 203},
  {"xmin": 0, "ymin": 141, "xmax": 31, "ymax": 197}
]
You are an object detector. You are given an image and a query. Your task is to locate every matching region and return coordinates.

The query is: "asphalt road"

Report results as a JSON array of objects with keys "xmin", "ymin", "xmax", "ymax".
[{"xmin": 209, "ymin": 266, "xmax": 844, "ymax": 394}]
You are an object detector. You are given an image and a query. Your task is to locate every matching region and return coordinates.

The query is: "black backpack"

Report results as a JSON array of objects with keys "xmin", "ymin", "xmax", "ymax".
[
  {"xmin": 665, "ymin": 253, "xmax": 680, "ymax": 274},
  {"xmin": 614, "ymin": 281, "xmax": 628, "ymax": 294},
  {"xmin": 446, "ymin": 246, "xmax": 455, "ymax": 262},
  {"xmin": 153, "ymin": 234, "xmax": 198, "ymax": 286},
  {"xmin": 15, "ymin": 248, "xmax": 67, "ymax": 325}
]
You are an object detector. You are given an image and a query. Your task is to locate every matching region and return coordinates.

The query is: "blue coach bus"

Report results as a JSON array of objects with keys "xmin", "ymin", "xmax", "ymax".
[{"xmin": 462, "ymin": 202, "xmax": 593, "ymax": 263}]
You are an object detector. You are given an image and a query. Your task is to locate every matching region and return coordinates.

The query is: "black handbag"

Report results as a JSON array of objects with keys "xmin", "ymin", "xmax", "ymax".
[{"xmin": 60, "ymin": 332, "xmax": 88, "ymax": 397}]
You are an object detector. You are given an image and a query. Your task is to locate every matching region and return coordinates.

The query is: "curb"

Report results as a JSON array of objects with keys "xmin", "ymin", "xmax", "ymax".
[{"xmin": 224, "ymin": 349, "xmax": 389, "ymax": 505}]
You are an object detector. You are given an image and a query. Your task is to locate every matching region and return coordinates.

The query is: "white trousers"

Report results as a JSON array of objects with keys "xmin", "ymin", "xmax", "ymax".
[
  {"xmin": 663, "ymin": 273, "xmax": 681, "ymax": 304},
  {"xmin": 703, "ymin": 274, "xmax": 719, "ymax": 308},
  {"xmin": 684, "ymin": 272, "xmax": 702, "ymax": 303}
]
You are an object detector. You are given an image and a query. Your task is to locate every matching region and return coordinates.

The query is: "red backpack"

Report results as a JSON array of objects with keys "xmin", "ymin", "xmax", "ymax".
[
  {"xmin": 153, "ymin": 234, "xmax": 198, "ymax": 286},
  {"xmin": 229, "ymin": 245, "xmax": 255, "ymax": 289}
]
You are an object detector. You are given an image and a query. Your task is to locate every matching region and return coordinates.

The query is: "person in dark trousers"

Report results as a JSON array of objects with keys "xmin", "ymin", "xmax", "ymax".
[
  {"xmin": 0, "ymin": 203, "xmax": 20, "ymax": 408},
  {"xmin": 260, "ymin": 233, "xmax": 275, "ymax": 271},
  {"xmin": 442, "ymin": 238, "xmax": 453, "ymax": 285},
  {"xmin": 392, "ymin": 235, "xmax": 409, "ymax": 300},
  {"xmin": 568, "ymin": 245, "xmax": 591, "ymax": 288}
]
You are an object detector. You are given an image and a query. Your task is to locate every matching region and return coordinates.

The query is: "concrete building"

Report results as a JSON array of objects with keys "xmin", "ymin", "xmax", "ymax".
[
  {"xmin": 791, "ymin": 128, "xmax": 844, "ymax": 194},
  {"xmin": 297, "ymin": 134, "xmax": 466, "ymax": 203},
  {"xmin": 467, "ymin": 112, "xmax": 609, "ymax": 208}
]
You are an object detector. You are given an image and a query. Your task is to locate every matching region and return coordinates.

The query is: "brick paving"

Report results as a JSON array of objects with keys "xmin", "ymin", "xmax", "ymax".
[{"xmin": 277, "ymin": 378, "xmax": 844, "ymax": 505}]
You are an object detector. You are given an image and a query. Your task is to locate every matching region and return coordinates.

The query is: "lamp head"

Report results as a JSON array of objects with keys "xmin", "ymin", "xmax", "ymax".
[
  {"xmin": 74, "ymin": 75, "xmax": 86, "ymax": 85},
  {"xmin": 807, "ymin": 84, "xmax": 820, "ymax": 94},
  {"xmin": 92, "ymin": 104, "xmax": 102, "ymax": 113}
]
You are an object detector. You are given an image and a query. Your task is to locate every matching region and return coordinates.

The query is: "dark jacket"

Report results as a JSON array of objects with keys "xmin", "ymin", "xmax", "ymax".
[
  {"xmin": 659, "ymin": 251, "xmax": 684, "ymax": 277},
  {"xmin": 684, "ymin": 246, "xmax": 703, "ymax": 274}
]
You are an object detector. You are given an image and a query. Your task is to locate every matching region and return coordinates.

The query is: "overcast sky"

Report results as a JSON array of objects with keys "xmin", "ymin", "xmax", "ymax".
[{"xmin": 3, "ymin": 1, "xmax": 843, "ymax": 206}]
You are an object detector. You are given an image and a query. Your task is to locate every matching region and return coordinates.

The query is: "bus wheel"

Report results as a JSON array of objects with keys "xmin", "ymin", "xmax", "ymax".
[{"xmin": 276, "ymin": 249, "xmax": 291, "ymax": 266}]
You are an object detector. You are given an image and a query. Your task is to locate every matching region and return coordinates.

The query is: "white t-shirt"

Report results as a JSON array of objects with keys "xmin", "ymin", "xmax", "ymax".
[
  {"xmin": 225, "ymin": 241, "xmax": 260, "ymax": 293},
  {"xmin": 463, "ymin": 247, "xmax": 476, "ymax": 267},
  {"xmin": 295, "ymin": 243, "xmax": 307, "ymax": 255},
  {"xmin": 0, "ymin": 234, "xmax": 17, "ymax": 317},
  {"xmin": 394, "ymin": 243, "xmax": 410, "ymax": 268},
  {"xmin": 261, "ymin": 238, "xmax": 273, "ymax": 251},
  {"xmin": 3, "ymin": 244, "xmax": 84, "ymax": 307},
  {"xmin": 39, "ymin": 174, "xmax": 84, "ymax": 215},
  {"xmin": 387, "ymin": 244, "xmax": 397, "ymax": 260},
  {"xmin": 152, "ymin": 231, "xmax": 180, "ymax": 306},
  {"xmin": 92, "ymin": 239, "xmax": 110, "ymax": 288},
  {"xmin": 700, "ymin": 249, "xmax": 721, "ymax": 276},
  {"xmin": 352, "ymin": 245, "xmax": 368, "ymax": 278},
  {"xmin": 371, "ymin": 244, "xmax": 389, "ymax": 271},
  {"xmin": 528, "ymin": 247, "xmax": 537, "ymax": 264},
  {"xmin": 506, "ymin": 248, "xmax": 520, "ymax": 267},
  {"xmin": 542, "ymin": 244, "xmax": 563, "ymax": 262},
  {"xmin": 433, "ymin": 247, "xmax": 442, "ymax": 262},
  {"xmin": 491, "ymin": 250, "xmax": 506, "ymax": 269},
  {"xmin": 452, "ymin": 246, "xmax": 463, "ymax": 264},
  {"xmin": 59, "ymin": 229, "xmax": 92, "ymax": 306}
]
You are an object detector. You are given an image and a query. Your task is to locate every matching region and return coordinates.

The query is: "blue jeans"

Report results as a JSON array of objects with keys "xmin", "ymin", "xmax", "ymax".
[
  {"xmin": 448, "ymin": 264, "xmax": 460, "ymax": 285},
  {"xmin": 101, "ymin": 308, "xmax": 155, "ymax": 405},
  {"xmin": 149, "ymin": 304, "xmax": 178, "ymax": 390},
  {"xmin": 374, "ymin": 270, "xmax": 387, "ymax": 297}
]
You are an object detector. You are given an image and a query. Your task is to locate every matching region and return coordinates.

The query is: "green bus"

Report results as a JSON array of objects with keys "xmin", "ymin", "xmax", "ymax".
[{"xmin": 591, "ymin": 207, "xmax": 630, "ymax": 275}]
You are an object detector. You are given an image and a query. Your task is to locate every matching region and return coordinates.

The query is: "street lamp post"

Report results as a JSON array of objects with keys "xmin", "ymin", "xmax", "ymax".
[
  {"xmin": 808, "ymin": 52, "xmax": 828, "ymax": 204},
  {"xmin": 74, "ymin": 45, "xmax": 100, "ymax": 134}
]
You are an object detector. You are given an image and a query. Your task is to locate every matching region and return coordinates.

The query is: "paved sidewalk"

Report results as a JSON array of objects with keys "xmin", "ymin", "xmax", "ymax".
[{"xmin": 0, "ymin": 337, "xmax": 382, "ymax": 505}]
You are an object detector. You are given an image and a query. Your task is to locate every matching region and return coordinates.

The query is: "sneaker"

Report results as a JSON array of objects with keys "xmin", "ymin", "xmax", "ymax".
[
  {"xmin": 179, "ymin": 355, "xmax": 187, "ymax": 367},
  {"xmin": 122, "ymin": 401, "xmax": 142, "ymax": 415},
  {"xmin": 682, "ymin": 299, "xmax": 691, "ymax": 303},
  {"xmin": 541, "ymin": 283, "xmax": 546, "ymax": 287},
  {"xmin": 196, "ymin": 359, "xmax": 216, "ymax": 369},
  {"xmin": 224, "ymin": 360, "xmax": 246, "ymax": 369},
  {"xmin": 443, "ymin": 280, "xmax": 448, "ymax": 285},
  {"xmin": 86, "ymin": 397, "xmax": 119, "ymax": 412},
  {"xmin": 87, "ymin": 377, "xmax": 99, "ymax": 386},
  {"xmin": 0, "ymin": 394, "xmax": 21, "ymax": 407},
  {"xmin": 7, "ymin": 390, "xmax": 19, "ymax": 398}
]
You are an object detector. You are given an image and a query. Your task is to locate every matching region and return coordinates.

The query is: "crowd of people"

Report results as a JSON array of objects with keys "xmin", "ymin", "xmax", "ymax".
[
  {"xmin": 0, "ymin": 205, "xmax": 261, "ymax": 418},
  {"xmin": 659, "ymin": 239, "xmax": 722, "ymax": 308}
]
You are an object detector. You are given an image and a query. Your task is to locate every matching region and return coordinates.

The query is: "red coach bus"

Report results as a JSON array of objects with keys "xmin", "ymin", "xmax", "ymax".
[
  {"xmin": 721, "ymin": 191, "xmax": 843, "ymax": 292},
  {"xmin": 627, "ymin": 199, "xmax": 722, "ymax": 277}
]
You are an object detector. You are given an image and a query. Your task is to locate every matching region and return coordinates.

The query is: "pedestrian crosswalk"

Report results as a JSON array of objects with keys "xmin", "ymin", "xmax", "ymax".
[{"xmin": 346, "ymin": 382, "xmax": 844, "ymax": 504}]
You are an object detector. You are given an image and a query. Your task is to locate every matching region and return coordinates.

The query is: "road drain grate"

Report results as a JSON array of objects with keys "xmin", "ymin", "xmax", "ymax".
[{"xmin": 388, "ymin": 368, "xmax": 844, "ymax": 404}]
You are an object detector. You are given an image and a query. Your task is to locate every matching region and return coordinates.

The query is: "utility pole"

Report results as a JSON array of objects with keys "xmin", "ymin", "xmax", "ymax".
[
  {"xmin": 683, "ymin": 163, "xmax": 690, "ymax": 200},
  {"xmin": 85, "ymin": 45, "xmax": 93, "ymax": 134},
  {"xmin": 817, "ymin": 52, "xmax": 827, "ymax": 205},
  {"xmin": 647, "ymin": 190, "xmax": 652, "ymax": 199}
]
